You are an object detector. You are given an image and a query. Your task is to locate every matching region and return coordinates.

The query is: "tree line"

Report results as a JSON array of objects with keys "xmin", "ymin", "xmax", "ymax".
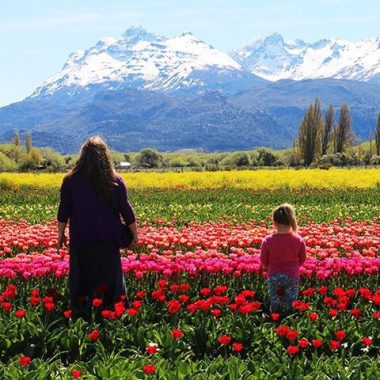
[
  {"xmin": 1, "ymin": 109, "xmax": 380, "ymax": 172},
  {"xmin": 296, "ymin": 99, "xmax": 380, "ymax": 167}
]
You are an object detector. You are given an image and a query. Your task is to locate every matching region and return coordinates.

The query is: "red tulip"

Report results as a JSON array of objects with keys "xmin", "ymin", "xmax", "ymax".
[
  {"xmin": 361, "ymin": 337, "xmax": 373, "ymax": 346},
  {"xmin": 18, "ymin": 356, "xmax": 31, "ymax": 366},
  {"xmin": 146, "ymin": 343, "xmax": 158, "ymax": 355},
  {"xmin": 329, "ymin": 340, "xmax": 341, "ymax": 350},
  {"xmin": 88, "ymin": 329, "xmax": 100, "ymax": 341},
  {"xmin": 92, "ymin": 298, "xmax": 103, "ymax": 308},
  {"xmin": 232, "ymin": 342, "xmax": 243, "ymax": 352},
  {"xmin": 15, "ymin": 309, "xmax": 26, "ymax": 319},
  {"xmin": 218, "ymin": 335, "xmax": 232, "ymax": 345},
  {"xmin": 312, "ymin": 339, "xmax": 323, "ymax": 348},
  {"xmin": 143, "ymin": 364, "xmax": 156, "ymax": 374},
  {"xmin": 286, "ymin": 345, "xmax": 299, "ymax": 355},
  {"xmin": 71, "ymin": 370, "xmax": 82, "ymax": 378},
  {"xmin": 171, "ymin": 329, "xmax": 184, "ymax": 339}
]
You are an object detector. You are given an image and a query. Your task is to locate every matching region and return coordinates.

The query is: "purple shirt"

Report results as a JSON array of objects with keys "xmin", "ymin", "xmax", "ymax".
[
  {"xmin": 57, "ymin": 174, "xmax": 136, "ymax": 248},
  {"xmin": 260, "ymin": 233, "xmax": 306, "ymax": 280}
]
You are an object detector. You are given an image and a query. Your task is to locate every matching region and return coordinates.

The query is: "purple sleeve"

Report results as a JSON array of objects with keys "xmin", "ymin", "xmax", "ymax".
[
  {"xmin": 57, "ymin": 179, "xmax": 72, "ymax": 223},
  {"xmin": 299, "ymin": 238, "xmax": 307, "ymax": 265},
  {"xmin": 260, "ymin": 238, "xmax": 269, "ymax": 268},
  {"xmin": 118, "ymin": 177, "xmax": 136, "ymax": 225}
]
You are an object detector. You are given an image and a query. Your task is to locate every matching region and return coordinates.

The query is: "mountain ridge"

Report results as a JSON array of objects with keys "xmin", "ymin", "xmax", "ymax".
[{"xmin": 231, "ymin": 32, "xmax": 380, "ymax": 83}]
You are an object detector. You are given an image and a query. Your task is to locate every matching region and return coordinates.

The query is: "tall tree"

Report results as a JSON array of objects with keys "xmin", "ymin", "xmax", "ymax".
[
  {"xmin": 375, "ymin": 112, "xmax": 380, "ymax": 156},
  {"xmin": 25, "ymin": 132, "xmax": 32, "ymax": 154},
  {"xmin": 322, "ymin": 105, "xmax": 334, "ymax": 156},
  {"xmin": 14, "ymin": 132, "xmax": 21, "ymax": 146},
  {"xmin": 334, "ymin": 104, "xmax": 354, "ymax": 153},
  {"xmin": 298, "ymin": 99, "xmax": 323, "ymax": 166},
  {"xmin": 30, "ymin": 148, "xmax": 42, "ymax": 166}
]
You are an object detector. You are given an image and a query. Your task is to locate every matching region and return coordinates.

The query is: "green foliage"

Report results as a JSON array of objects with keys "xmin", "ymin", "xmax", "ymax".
[
  {"xmin": 18, "ymin": 148, "xmax": 43, "ymax": 170},
  {"xmin": 109, "ymin": 150, "xmax": 126, "ymax": 166},
  {"xmin": 369, "ymin": 155, "xmax": 380, "ymax": 165},
  {"xmin": 135, "ymin": 148, "xmax": 162, "ymax": 168},
  {"xmin": 375, "ymin": 112, "xmax": 380, "ymax": 156},
  {"xmin": 322, "ymin": 105, "xmax": 334, "ymax": 156},
  {"xmin": 319, "ymin": 153, "xmax": 355, "ymax": 167},
  {"xmin": 1, "ymin": 187, "xmax": 379, "ymax": 225},
  {"xmin": 257, "ymin": 149, "xmax": 278, "ymax": 166},
  {"xmin": 14, "ymin": 132, "xmax": 21, "ymax": 146},
  {"xmin": 164, "ymin": 155, "xmax": 188, "ymax": 168},
  {"xmin": 25, "ymin": 132, "xmax": 32, "ymax": 154},
  {"xmin": 39, "ymin": 147, "xmax": 65, "ymax": 171},
  {"xmin": 298, "ymin": 99, "xmax": 324, "ymax": 166},
  {"xmin": 0, "ymin": 138, "xmax": 377, "ymax": 173},
  {"xmin": 220, "ymin": 152, "xmax": 251, "ymax": 167},
  {"xmin": 0, "ymin": 152, "xmax": 17, "ymax": 171},
  {"xmin": 335, "ymin": 104, "xmax": 354, "ymax": 153}
]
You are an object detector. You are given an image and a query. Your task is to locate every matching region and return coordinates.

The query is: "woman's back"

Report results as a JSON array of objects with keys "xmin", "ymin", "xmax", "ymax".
[{"xmin": 58, "ymin": 174, "xmax": 134, "ymax": 248}]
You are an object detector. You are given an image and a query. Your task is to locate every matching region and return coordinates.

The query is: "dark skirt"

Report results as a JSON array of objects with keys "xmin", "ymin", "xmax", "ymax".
[{"xmin": 69, "ymin": 242, "xmax": 127, "ymax": 309}]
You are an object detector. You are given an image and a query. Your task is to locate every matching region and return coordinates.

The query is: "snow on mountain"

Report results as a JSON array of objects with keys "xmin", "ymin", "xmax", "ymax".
[
  {"xmin": 33, "ymin": 26, "xmax": 243, "ymax": 97},
  {"xmin": 230, "ymin": 33, "xmax": 380, "ymax": 82},
  {"xmin": 31, "ymin": 28, "xmax": 380, "ymax": 98}
]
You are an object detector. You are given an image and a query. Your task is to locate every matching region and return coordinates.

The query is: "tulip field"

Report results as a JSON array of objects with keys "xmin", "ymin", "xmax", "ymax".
[{"xmin": 0, "ymin": 171, "xmax": 379, "ymax": 379}]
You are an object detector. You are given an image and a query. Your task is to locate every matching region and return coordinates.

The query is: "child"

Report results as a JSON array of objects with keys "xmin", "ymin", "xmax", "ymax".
[{"xmin": 260, "ymin": 203, "xmax": 306, "ymax": 313}]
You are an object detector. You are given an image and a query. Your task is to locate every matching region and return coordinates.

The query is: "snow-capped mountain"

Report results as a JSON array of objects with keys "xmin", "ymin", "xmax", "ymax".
[
  {"xmin": 2, "ymin": 27, "xmax": 380, "ymax": 153},
  {"xmin": 33, "ymin": 26, "xmax": 248, "ymax": 97},
  {"xmin": 32, "ymin": 28, "xmax": 380, "ymax": 98},
  {"xmin": 230, "ymin": 33, "xmax": 380, "ymax": 82}
]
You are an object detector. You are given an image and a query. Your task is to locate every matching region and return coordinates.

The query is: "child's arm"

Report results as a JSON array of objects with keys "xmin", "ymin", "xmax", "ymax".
[
  {"xmin": 260, "ymin": 239, "xmax": 269, "ymax": 269},
  {"xmin": 299, "ymin": 239, "xmax": 306, "ymax": 265}
]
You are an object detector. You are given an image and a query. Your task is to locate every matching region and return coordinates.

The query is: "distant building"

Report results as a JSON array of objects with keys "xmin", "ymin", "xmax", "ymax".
[{"xmin": 117, "ymin": 161, "xmax": 131, "ymax": 171}]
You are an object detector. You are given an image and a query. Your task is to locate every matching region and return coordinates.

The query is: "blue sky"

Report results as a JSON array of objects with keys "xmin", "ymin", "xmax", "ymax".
[{"xmin": 0, "ymin": 0, "xmax": 379, "ymax": 106}]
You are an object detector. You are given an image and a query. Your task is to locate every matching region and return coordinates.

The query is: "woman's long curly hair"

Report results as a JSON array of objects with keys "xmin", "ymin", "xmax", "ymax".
[{"xmin": 65, "ymin": 136, "xmax": 117, "ymax": 204}]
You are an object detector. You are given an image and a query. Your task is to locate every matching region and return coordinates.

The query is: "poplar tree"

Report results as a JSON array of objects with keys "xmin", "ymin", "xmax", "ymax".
[
  {"xmin": 25, "ymin": 133, "xmax": 32, "ymax": 154},
  {"xmin": 375, "ymin": 112, "xmax": 380, "ymax": 156},
  {"xmin": 334, "ymin": 104, "xmax": 354, "ymax": 153},
  {"xmin": 14, "ymin": 132, "xmax": 21, "ymax": 146},
  {"xmin": 298, "ymin": 99, "xmax": 324, "ymax": 166},
  {"xmin": 322, "ymin": 105, "xmax": 334, "ymax": 156}
]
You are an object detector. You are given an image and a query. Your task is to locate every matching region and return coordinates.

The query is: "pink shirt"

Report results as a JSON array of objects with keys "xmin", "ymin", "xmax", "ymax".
[{"xmin": 260, "ymin": 233, "xmax": 306, "ymax": 280}]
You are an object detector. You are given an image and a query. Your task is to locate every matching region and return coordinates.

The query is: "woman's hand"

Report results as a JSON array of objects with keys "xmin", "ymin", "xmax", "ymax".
[
  {"xmin": 128, "ymin": 223, "xmax": 139, "ymax": 245},
  {"xmin": 57, "ymin": 221, "xmax": 68, "ymax": 248},
  {"xmin": 132, "ymin": 233, "xmax": 139, "ymax": 245},
  {"xmin": 58, "ymin": 233, "xmax": 67, "ymax": 248}
]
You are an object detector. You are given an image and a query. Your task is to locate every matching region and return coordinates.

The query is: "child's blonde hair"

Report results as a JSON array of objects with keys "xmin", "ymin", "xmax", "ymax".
[{"xmin": 272, "ymin": 203, "xmax": 298, "ymax": 232}]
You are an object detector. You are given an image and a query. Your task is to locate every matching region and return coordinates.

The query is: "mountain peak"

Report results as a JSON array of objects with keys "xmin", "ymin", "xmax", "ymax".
[
  {"xmin": 264, "ymin": 32, "xmax": 284, "ymax": 44},
  {"xmin": 121, "ymin": 25, "xmax": 159, "ymax": 43}
]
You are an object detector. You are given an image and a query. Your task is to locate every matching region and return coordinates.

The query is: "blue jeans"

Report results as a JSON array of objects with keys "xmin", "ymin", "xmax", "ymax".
[{"xmin": 268, "ymin": 273, "xmax": 299, "ymax": 313}]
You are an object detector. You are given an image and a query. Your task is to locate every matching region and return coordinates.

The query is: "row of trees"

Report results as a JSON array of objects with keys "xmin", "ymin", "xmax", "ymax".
[
  {"xmin": 2, "ymin": 111, "xmax": 380, "ymax": 171},
  {"xmin": 297, "ymin": 99, "xmax": 380, "ymax": 166},
  {"xmin": 0, "ymin": 133, "xmax": 66, "ymax": 171},
  {"xmin": 132, "ymin": 148, "xmax": 280, "ymax": 169}
]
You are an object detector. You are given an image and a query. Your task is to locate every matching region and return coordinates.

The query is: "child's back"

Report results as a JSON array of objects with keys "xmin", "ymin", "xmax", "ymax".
[{"xmin": 261, "ymin": 232, "xmax": 306, "ymax": 280}]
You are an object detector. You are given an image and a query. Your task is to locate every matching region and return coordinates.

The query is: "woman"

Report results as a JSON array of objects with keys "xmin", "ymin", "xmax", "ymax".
[{"xmin": 57, "ymin": 136, "xmax": 138, "ymax": 313}]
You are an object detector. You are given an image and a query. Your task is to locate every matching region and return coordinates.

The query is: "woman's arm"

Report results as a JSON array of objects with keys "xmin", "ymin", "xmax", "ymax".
[
  {"xmin": 127, "ymin": 222, "xmax": 139, "ymax": 244},
  {"xmin": 57, "ymin": 178, "xmax": 72, "ymax": 248},
  {"xmin": 58, "ymin": 222, "xmax": 67, "ymax": 248},
  {"xmin": 118, "ymin": 177, "xmax": 138, "ymax": 242}
]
